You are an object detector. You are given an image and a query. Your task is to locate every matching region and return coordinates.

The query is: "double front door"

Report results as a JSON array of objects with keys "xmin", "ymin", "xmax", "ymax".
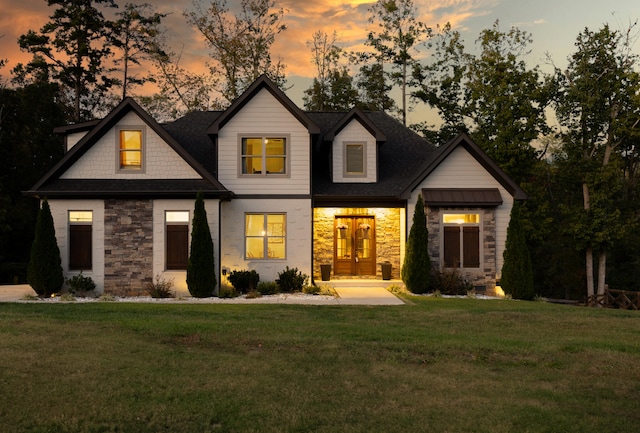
[{"xmin": 334, "ymin": 216, "xmax": 376, "ymax": 276}]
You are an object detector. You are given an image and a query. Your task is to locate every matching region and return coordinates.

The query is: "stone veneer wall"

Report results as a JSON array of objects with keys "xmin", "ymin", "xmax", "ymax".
[
  {"xmin": 427, "ymin": 207, "xmax": 497, "ymax": 288},
  {"xmin": 313, "ymin": 208, "xmax": 401, "ymax": 281},
  {"xmin": 104, "ymin": 199, "xmax": 154, "ymax": 295}
]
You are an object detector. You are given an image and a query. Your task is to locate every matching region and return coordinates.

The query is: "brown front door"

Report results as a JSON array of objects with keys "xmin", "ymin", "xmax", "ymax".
[{"xmin": 334, "ymin": 216, "xmax": 376, "ymax": 276}]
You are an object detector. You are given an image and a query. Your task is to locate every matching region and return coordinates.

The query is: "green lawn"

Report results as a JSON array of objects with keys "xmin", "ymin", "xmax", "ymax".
[{"xmin": 1, "ymin": 297, "xmax": 639, "ymax": 433}]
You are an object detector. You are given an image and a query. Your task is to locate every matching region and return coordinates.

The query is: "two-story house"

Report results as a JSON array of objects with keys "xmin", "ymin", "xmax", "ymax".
[{"xmin": 26, "ymin": 75, "xmax": 525, "ymax": 296}]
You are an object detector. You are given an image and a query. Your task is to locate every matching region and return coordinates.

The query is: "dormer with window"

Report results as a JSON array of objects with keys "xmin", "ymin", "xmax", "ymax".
[{"xmin": 327, "ymin": 109, "xmax": 386, "ymax": 184}]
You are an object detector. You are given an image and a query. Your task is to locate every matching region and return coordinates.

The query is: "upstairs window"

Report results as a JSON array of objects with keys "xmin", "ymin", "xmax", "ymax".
[
  {"xmin": 241, "ymin": 137, "xmax": 287, "ymax": 175},
  {"xmin": 118, "ymin": 128, "xmax": 143, "ymax": 170},
  {"xmin": 443, "ymin": 213, "xmax": 480, "ymax": 268},
  {"xmin": 344, "ymin": 142, "xmax": 365, "ymax": 176}
]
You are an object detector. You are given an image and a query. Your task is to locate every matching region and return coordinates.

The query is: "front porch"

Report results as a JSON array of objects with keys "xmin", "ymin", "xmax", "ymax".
[{"xmin": 312, "ymin": 207, "xmax": 405, "ymax": 283}]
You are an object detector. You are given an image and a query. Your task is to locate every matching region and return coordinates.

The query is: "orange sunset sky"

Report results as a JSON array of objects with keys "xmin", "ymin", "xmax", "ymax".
[{"xmin": 1, "ymin": 0, "xmax": 638, "ymax": 107}]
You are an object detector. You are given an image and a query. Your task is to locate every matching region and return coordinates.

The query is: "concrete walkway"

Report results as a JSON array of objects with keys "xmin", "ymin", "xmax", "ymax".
[{"xmin": 0, "ymin": 284, "xmax": 405, "ymax": 306}]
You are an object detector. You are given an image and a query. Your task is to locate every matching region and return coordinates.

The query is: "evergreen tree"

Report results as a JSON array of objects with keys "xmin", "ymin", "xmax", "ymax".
[
  {"xmin": 27, "ymin": 199, "xmax": 63, "ymax": 297},
  {"xmin": 402, "ymin": 194, "xmax": 430, "ymax": 293},
  {"xmin": 501, "ymin": 201, "xmax": 534, "ymax": 300},
  {"xmin": 187, "ymin": 192, "xmax": 216, "ymax": 297},
  {"xmin": 16, "ymin": 0, "xmax": 118, "ymax": 121}
]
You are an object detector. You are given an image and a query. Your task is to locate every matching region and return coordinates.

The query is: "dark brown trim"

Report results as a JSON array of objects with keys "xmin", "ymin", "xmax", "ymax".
[
  {"xmin": 313, "ymin": 196, "xmax": 405, "ymax": 208},
  {"xmin": 324, "ymin": 108, "xmax": 387, "ymax": 142},
  {"xmin": 422, "ymin": 188, "xmax": 503, "ymax": 207}
]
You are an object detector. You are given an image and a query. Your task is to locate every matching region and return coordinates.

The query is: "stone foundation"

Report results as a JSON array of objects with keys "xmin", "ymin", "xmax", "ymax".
[{"xmin": 104, "ymin": 199, "xmax": 153, "ymax": 296}]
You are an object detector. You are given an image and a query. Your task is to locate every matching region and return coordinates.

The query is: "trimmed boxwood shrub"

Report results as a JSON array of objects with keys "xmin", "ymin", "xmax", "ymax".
[
  {"xmin": 257, "ymin": 281, "xmax": 279, "ymax": 295},
  {"xmin": 276, "ymin": 267, "xmax": 308, "ymax": 293},
  {"xmin": 228, "ymin": 270, "xmax": 259, "ymax": 294}
]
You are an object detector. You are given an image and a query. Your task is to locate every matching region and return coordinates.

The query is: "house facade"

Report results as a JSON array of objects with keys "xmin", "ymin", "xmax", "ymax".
[{"xmin": 26, "ymin": 75, "xmax": 525, "ymax": 296}]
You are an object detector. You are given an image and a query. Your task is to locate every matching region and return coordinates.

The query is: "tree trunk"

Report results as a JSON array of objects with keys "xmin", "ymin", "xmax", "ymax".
[
  {"xmin": 583, "ymin": 182, "xmax": 595, "ymax": 297},
  {"xmin": 597, "ymin": 250, "xmax": 607, "ymax": 296},
  {"xmin": 586, "ymin": 246, "xmax": 594, "ymax": 298}
]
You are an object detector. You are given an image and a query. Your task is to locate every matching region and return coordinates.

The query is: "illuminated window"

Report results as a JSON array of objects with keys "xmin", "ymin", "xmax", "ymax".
[
  {"xmin": 345, "ymin": 143, "xmax": 365, "ymax": 176},
  {"xmin": 245, "ymin": 213, "xmax": 286, "ymax": 259},
  {"xmin": 241, "ymin": 137, "xmax": 286, "ymax": 175},
  {"xmin": 69, "ymin": 211, "xmax": 92, "ymax": 270},
  {"xmin": 118, "ymin": 129, "xmax": 143, "ymax": 170},
  {"xmin": 443, "ymin": 213, "xmax": 480, "ymax": 268},
  {"xmin": 166, "ymin": 211, "xmax": 189, "ymax": 270}
]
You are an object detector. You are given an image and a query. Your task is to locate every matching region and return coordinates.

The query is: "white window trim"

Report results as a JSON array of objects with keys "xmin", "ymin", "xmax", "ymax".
[
  {"xmin": 441, "ymin": 212, "xmax": 482, "ymax": 270},
  {"xmin": 237, "ymin": 134, "xmax": 291, "ymax": 177},
  {"xmin": 116, "ymin": 126, "xmax": 146, "ymax": 173},
  {"xmin": 343, "ymin": 141, "xmax": 367, "ymax": 178}
]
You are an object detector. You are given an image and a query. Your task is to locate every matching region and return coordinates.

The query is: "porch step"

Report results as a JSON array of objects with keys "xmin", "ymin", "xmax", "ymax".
[{"xmin": 321, "ymin": 279, "xmax": 404, "ymax": 289}]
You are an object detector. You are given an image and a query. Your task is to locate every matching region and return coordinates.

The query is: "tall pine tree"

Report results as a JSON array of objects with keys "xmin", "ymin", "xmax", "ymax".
[
  {"xmin": 402, "ymin": 194, "xmax": 430, "ymax": 293},
  {"xmin": 186, "ymin": 192, "xmax": 216, "ymax": 297}
]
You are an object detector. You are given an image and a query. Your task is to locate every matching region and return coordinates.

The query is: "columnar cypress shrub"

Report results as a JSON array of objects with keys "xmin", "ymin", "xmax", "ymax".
[
  {"xmin": 187, "ymin": 192, "xmax": 216, "ymax": 297},
  {"xmin": 27, "ymin": 199, "xmax": 64, "ymax": 297},
  {"xmin": 402, "ymin": 194, "xmax": 431, "ymax": 293},
  {"xmin": 501, "ymin": 201, "xmax": 534, "ymax": 300}
]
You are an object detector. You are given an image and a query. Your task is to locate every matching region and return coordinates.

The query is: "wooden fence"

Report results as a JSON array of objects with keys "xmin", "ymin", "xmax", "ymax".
[{"xmin": 586, "ymin": 289, "xmax": 640, "ymax": 310}]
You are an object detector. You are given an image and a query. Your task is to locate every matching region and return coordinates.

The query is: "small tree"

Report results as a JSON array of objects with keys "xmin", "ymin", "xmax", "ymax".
[
  {"xmin": 186, "ymin": 192, "xmax": 216, "ymax": 297},
  {"xmin": 402, "ymin": 194, "xmax": 430, "ymax": 293},
  {"xmin": 27, "ymin": 199, "xmax": 63, "ymax": 297},
  {"xmin": 501, "ymin": 201, "xmax": 534, "ymax": 300}
]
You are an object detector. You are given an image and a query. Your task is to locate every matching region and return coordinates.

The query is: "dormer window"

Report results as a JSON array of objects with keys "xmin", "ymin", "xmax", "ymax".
[
  {"xmin": 117, "ymin": 127, "xmax": 144, "ymax": 171},
  {"xmin": 240, "ymin": 136, "xmax": 288, "ymax": 175},
  {"xmin": 344, "ymin": 142, "xmax": 366, "ymax": 177}
]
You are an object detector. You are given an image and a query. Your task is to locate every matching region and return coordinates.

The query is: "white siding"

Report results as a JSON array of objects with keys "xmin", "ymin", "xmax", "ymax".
[
  {"xmin": 66, "ymin": 131, "xmax": 88, "ymax": 152},
  {"xmin": 332, "ymin": 121, "xmax": 377, "ymax": 183},
  {"xmin": 61, "ymin": 112, "xmax": 201, "ymax": 180},
  {"xmin": 48, "ymin": 199, "xmax": 105, "ymax": 293},
  {"xmin": 220, "ymin": 198, "xmax": 312, "ymax": 283},
  {"xmin": 152, "ymin": 199, "xmax": 220, "ymax": 296},
  {"xmin": 217, "ymin": 89, "xmax": 310, "ymax": 195},
  {"xmin": 407, "ymin": 146, "xmax": 514, "ymax": 277}
]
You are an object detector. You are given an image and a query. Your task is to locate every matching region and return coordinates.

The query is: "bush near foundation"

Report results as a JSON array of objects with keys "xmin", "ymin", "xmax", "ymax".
[
  {"xmin": 228, "ymin": 270, "xmax": 259, "ymax": 294},
  {"xmin": 187, "ymin": 192, "xmax": 216, "ymax": 297},
  {"xmin": 276, "ymin": 267, "xmax": 308, "ymax": 293}
]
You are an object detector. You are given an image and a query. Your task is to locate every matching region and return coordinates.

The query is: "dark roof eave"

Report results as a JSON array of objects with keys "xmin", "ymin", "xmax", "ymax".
[
  {"xmin": 24, "ymin": 190, "xmax": 235, "ymax": 200},
  {"xmin": 313, "ymin": 195, "xmax": 405, "ymax": 208}
]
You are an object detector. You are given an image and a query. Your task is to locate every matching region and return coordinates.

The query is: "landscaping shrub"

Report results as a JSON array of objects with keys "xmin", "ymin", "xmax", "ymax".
[
  {"xmin": 502, "ymin": 201, "xmax": 535, "ymax": 300},
  {"xmin": 257, "ymin": 281, "xmax": 279, "ymax": 295},
  {"xmin": 302, "ymin": 284, "xmax": 321, "ymax": 295},
  {"xmin": 402, "ymin": 194, "xmax": 430, "ymax": 293},
  {"xmin": 429, "ymin": 268, "xmax": 473, "ymax": 295},
  {"xmin": 228, "ymin": 270, "xmax": 259, "ymax": 294},
  {"xmin": 218, "ymin": 286, "xmax": 238, "ymax": 298},
  {"xmin": 276, "ymin": 267, "xmax": 308, "ymax": 293},
  {"xmin": 27, "ymin": 199, "xmax": 64, "ymax": 297},
  {"xmin": 187, "ymin": 192, "xmax": 216, "ymax": 298},
  {"xmin": 146, "ymin": 275, "xmax": 175, "ymax": 298},
  {"xmin": 65, "ymin": 272, "xmax": 96, "ymax": 295}
]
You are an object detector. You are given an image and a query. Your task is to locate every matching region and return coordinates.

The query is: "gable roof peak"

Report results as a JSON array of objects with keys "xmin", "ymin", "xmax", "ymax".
[
  {"xmin": 207, "ymin": 75, "xmax": 320, "ymax": 134},
  {"xmin": 324, "ymin": 107, "xmax": 387, "ymax": 142}
]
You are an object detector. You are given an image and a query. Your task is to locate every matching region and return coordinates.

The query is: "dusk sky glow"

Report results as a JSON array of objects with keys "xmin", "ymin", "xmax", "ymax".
[{"xmin": 1, "ymin": 0, "xmax": 638, "ymax": 107}]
